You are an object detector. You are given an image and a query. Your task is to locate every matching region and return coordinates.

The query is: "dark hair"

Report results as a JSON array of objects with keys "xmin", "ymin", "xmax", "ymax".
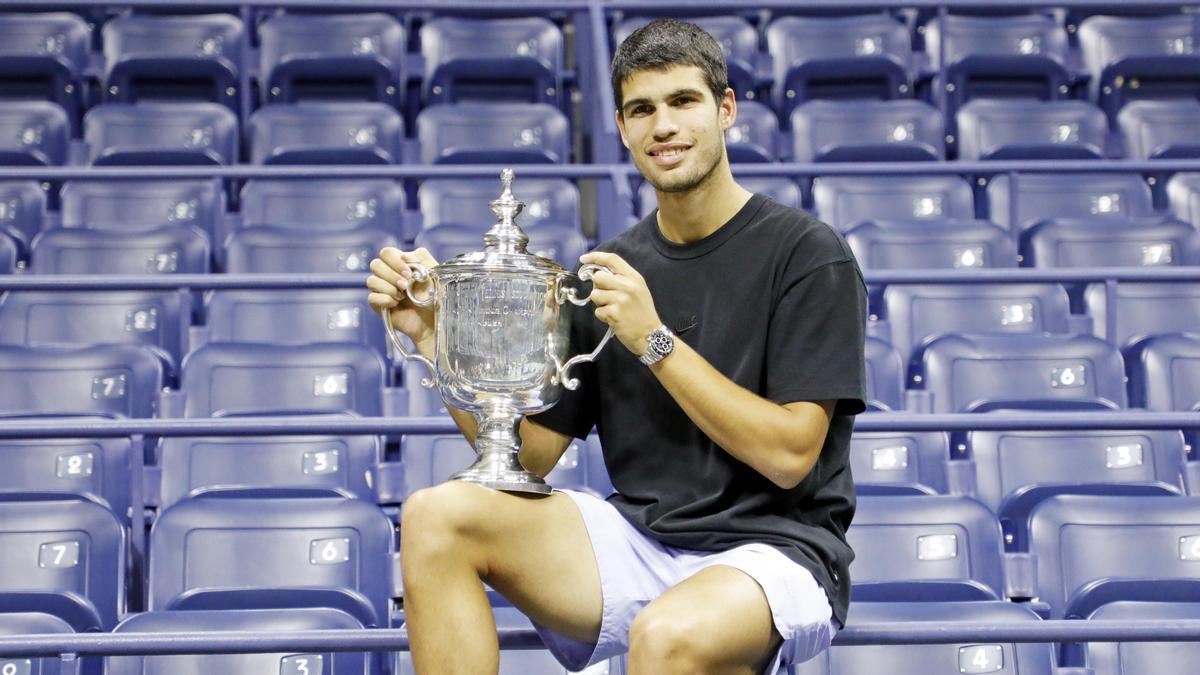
[{"xmin": 610, "ymin": 18, "xmax": 729, "ymax": 114}]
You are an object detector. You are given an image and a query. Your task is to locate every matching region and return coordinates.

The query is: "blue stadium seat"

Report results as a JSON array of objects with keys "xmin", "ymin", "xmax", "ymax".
[
  {"xmin": 849, "ymin": 431, "xmax": 949, "ymax": 495},
  {"xmin": 845, "ymin": 219, "xmax": 1017, "ymax": 270},
  {"xmin": 0, "ymin": 290, "xmax": 190, "ymax": 378},
  {"xmin": 241, "ymin": 179, "xmax": 406, "ymax": 235},
  {"xmin": 417, "ymin": 103, "xmax": 569, "ymax": 164},
  {"xmin": 0, "ymin": 612, "xmax": 81, "ymax": 675},
  {"xmin": 881, "ymin": 283, "xmax": 1071, "ymax": 372},
  {"xmin": 179, "ymin": 342, "xmax": 387, "ymax": 418},
  {"xmin": 1083, "ymin": 282, "xmax": 1200, "ymax": 348},
  {"xmin": 148, "ymin": 490, "xmax": 395, "ymax": 627},
  {"xmin": 401, "ymin": 434, "xmax": 610, "ymax": 499},
  {"xmin": 849, "ymin": 495, "xmax": 1006, "ymax": 601},
  {"xmin": 83, "ymin": 103, "xmax": 238, "ymax": 165},
  {"xmin": 0, "ymin": 100, "xmax": 68, "ymax": 165},
  {"xmin": 792, "ymin": 99, "xmax": 944, "ymax": 162},
  {"xmin": 0, "ymin": 232, "xmax": 15, "ymax": 273},
  {"xmin": 1023, "ymin": 216, "xmax": 1200, "ymax": 268},
  {"xmin": 813, "ymin": 175, "xmax": 975, "ymax": 232},
  {"xmin": 0, "ymin": 428, "xmax": 135, "ymax": 522},
  {"xmin": 615, "ymin": 15, "xmax": 762, "ymax": 99},
  {"xmin": 101, "ymin": 14, "xmax": 244, "ymax": 108},
  {"xmin": 0, "ymin": 344, "xmax": 163, "ymax": 418},
  {"xmin": 223, "ymin": 226, "xmax": 395, "ymax": 273},
  {"xmin": 793, "ymin": 601, "xmax": 1054, "ymax": 675},
  {"xmin": 967, "ymin": 429, "xmax": 1187, "ymax": 549},
  {"xmin": 956, "ymin": 99, "xmax": 1108, "ymax": 160},
  {"xmin": 421, "ymin": 17, "xmax": 563, "ymax": 105},
  {"xmin": 986, "ymin": 173, "xmax": 1154, "ymax": 232},
  {"xmin": 766, "ymin": 14, "xmax": 912, "ymax": 118},
  {"xmin": 1125, "ymin": 332, "xmax": 1200, "ymax": 412},
  {"xmin": 61, "ymin": 178, "xmax": 225, "ymax": 247},
  {"xmin": 1084, "ymin": 601, "xmax": 1200, "ymax": 675},
  {"xmin": 248, "ymin": 102, "xmax": 403, "ymax": 164},
  {"xmin": 106, "ymin": 608, "xmax": 377, "ymax": 675},
  {"xmin": 1118, "ymin": 99, "xmax": 1200, "ymax": 159},
  {"xmin": 0, "ymin": 13, "xmax": 89, "ymax": 122},
  {"xmin": 0, "ymin": 493, "xmax": 125, "ymax": 630},
  {"xmin": 204, "ymin": 289, "xmax": 387, "ymax": 359},
  {"xmin": 0, "ymin": 180, "xmax": 45, "ymax": 257},
  {"xmin": 724, "ymin": 100, "xmax": 780, "ymax": 162},
  {"xmin": 418, "ymin": 177, "xmax": 579, "ymax": 231},
  {"xmin": 640, "ymin": 176, "xmax": 801, "ymax": 217},
  {"xmin": 917, "ymin": 333, "xmax": 1128, "ymax": 413},
  {"xmin": 415, "ymin": 223, "xmax": 586, "ymax": 267},
  {"xmin": 259, "ymin": 13, "xmax": 405, "ymax": 104},
  {"xmin": 864, "ymin": 336, "xmax": 905, "ymax": 411},
  {"xmin": 1028, "ymin": 494, "xmax": 1200, "ymax": 618},
  {"xmin": 30, "ymin": 227, "xmax": 210, "ymax": 275},
  {"xmin": 1167, "ymin": 172, "xmax": 1200, "ymax": 226},
  {"xmin": 925, "ymin": 14, "xmax": 1072, "ymax": 129},
  {"xmin": 1079, "ymin": 14, "xmax": 1200, "ymax": 121},
  {"xmin": 157, "ymin": 435, "xmax": 381, "ymax": 510}
]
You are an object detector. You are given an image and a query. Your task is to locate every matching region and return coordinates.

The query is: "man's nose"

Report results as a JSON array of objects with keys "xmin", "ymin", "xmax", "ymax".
[{"xmin": 652, "ymin": 108, "xmax": 679, "ymax": 140}]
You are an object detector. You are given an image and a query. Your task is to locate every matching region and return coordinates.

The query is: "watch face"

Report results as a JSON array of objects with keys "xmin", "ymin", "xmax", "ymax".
[{"xmin": 650, "ymin": 329, "xmax": 674, "ymax": 356}]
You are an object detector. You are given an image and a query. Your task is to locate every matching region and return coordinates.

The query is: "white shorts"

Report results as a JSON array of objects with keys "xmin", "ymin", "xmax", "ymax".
[{"xmin": 531, "ymin": 489, "xmax": 837, "ymax": 674}]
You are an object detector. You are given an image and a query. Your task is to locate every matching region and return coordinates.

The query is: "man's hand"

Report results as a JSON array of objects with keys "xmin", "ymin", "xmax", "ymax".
[
  {"xmin": 580, "ymin": 251, "xmax": 663, "ymax": 358},
  {"xmin": 367, "ymin": 247, "xmax": 439, "ymax": 354}
]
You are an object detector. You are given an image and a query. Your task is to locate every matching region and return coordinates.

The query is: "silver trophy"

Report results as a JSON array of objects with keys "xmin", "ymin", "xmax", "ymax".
[{"xmin": 382, "ymin": 169, "xmax": 613, "ymax": 495}]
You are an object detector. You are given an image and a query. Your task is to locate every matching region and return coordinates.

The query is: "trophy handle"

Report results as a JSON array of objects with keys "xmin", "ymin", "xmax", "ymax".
[
  {"xmin": 552, "ymin": 263, "xmax": 615, "ymax": 391},
  {"xmin": 381, "ymin": 263, "xmax": 438, "ymax": 389}
]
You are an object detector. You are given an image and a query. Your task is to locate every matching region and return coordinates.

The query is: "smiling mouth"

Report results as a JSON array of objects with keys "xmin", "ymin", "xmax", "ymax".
[{"xmin": 648, "ymin": 145, "xmax": 691, "ymax": 166}]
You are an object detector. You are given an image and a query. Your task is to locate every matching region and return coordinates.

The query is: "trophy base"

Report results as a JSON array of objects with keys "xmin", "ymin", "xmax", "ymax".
[{"xmin": 450, "ymin": 466, "xmax": 553, "ymax": 495}]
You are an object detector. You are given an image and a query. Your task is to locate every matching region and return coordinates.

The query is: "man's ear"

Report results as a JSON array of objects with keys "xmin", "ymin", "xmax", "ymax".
[
  {"xmin": 719, "ymin": 88, "xmax": 737, "ymax": 131},
  {"xmin": 614, "ymin": 109, "xmax": 631, "ymax": 150}
]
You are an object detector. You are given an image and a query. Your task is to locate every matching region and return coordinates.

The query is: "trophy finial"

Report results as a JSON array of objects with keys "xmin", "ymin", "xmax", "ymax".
[{"xmin": 486, "ymin": 168, "xmax": 529, "ymax": 253}]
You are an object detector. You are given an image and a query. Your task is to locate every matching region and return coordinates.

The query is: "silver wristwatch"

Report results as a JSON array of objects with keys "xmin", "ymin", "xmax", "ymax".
[{"xmin": 638, "ymin": 324, "xmax": 675, "ymax": 366}]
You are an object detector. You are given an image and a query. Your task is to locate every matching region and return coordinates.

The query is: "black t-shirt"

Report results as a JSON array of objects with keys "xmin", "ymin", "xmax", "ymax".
[{"xmin": 531, "ymin": 193, "xmax": 867, "ymax": 627}]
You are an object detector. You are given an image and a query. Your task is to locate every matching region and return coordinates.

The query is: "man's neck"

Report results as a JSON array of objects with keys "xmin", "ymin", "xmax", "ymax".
[{"xmin": 655, "ymin": 168, "xmax": 754, "ymax": 245}]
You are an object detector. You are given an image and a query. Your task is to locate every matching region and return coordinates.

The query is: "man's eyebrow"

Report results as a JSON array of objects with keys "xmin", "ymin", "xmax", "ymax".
[{"xmin": 622, "ymin": 88, "xmax": 707, "ymax": 112}]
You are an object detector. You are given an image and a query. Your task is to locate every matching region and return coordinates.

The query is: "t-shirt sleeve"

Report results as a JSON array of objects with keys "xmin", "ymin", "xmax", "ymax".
[
  {"xmin": 528, "ymin": 302, "xmax": 600, "ymax": 440},
  {"xmin": 766, "ymin": 258, "xmax": 868, "ymax": 415}
]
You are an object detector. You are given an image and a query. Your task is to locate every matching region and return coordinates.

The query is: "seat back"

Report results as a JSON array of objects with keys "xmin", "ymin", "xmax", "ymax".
[
  {"xmin": 223, "ymin": 226, "xmax": 395, "ymax": 274},
  {"xmin": 792, "ymin": 100, "xmax": 944, "ymax": 162},
  {"xmin": 84, "ymin": 103, "xmax": 237, "ymax": 165},
  {"xmin": 0, "ymin": 180, "xmax": 46, "ymax": 255},
  {"xmin": 1167, "ymin": 172, "xmax": 1200, "ymax": 226},
  {"xmin": 986, "ymin": 172, "xmax": 1154, "ymax": 233},
  {"xmin": 957, "ymin": 99, "xmax": 1107, "ymax": 160},
  {"xmin": 61, "ymin": 179, "xmax": 225, "ymax": 244},
  {"xmin": 417, "ymin": 103, "xmax": 569, "ymax": 164},
  {"xmin": 864, "ymin": 336, "xmax": 905, "ymax": 411},
  {"xmin": 846, "ymin": 219, "xmax": 1017, "ymax": 270},
  {"xmin": 0, "ymin": 344, "xmax": 163, "ymax": 418},
  {"xmin": 1085, "ymin": 601, "xmax": 1200, "ymax": 675},
  {"xmin": 1125, "ymin": 332, "xmax": 1200, "ymax": 412},
  {"xmin": 241, "ymin": 179, "xmax": 405, "ymax": 233},
  {"xmin": 102, "ymin": 14, "xmax": 243, "ymax": 105},
  {"xmin": 30, "ymin": 227, "xmax": 210, "ymax": 275},
  {"xmin": 1118, "ymin": 99, "xmax": 1200, "ymax": 159},
  {"xmin": 0, "ymin": 429, "xmax": 134, "ymax": 522},
  {"xmin": 925, "ymin": 14, "xmax": 1069, "ymax": 70},
  {"xmin": 813, "ymin": 175, "xmax": 975, "ymax": 232},
  {"xmin": 0, "ymin": 100, "xmax": 68, "ymax": 165},
  {"xmin": 248, "ymin": 102, "xmax": 403, "ymax": 165},
  {"xmin": 205, "ymin": 289, "xmax": 386, "ymax": 359},
  {"xmin": 420, "ymin": 17, "xmax": 562, "ymax": 104},
  {"xmin": 849, "ymin": 431, "xmax": 949, "ymax": 495},
  {"xmin": 1024, "ymin": 216, "xmax": 1200, "ymax": 268},
  {"xmin": 1083, "ymin": 282, "xmax": 1200, "ymax": 348}
]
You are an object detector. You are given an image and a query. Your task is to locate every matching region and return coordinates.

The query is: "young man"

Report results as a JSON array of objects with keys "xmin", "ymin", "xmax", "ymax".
[{"xmin": 366, "ymin": 19, "xmax": 866, "ymax": 675}]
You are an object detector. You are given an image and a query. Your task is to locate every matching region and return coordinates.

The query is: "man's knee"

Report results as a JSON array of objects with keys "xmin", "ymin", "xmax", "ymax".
[
  {"xmin": 400, "ymin": 482, "xmax": 492, "ymax": 559},
  {"xmin": 628, "ymin": 605, "xmax": 709, "ymax": 672}
]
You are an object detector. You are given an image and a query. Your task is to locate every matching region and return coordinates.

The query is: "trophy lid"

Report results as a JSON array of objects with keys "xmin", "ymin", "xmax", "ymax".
[{"xmin": 435, "ymin": 169, "xmax": 567, "ymax": 276}]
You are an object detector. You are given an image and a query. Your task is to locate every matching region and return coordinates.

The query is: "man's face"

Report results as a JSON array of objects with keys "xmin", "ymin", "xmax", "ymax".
[{"xmin": 616, "ymin": 65, "xmax": 734, "ymax": 194}]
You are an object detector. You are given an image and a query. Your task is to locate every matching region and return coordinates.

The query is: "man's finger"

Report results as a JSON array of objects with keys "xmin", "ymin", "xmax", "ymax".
[
  {"xmin": 588, "ymin": 288, "xmax": 617, "ymax": 306},
  {"xmin": 380, "ymin": 248, "xmax": 413, "ymax": 279},
  {"xmin": 370, "ymin": 256, "xmax": 406, "ymax": 285},
  {"xmin": 367, "ymin": 275, "xmax": 401, "ymax": 298},
  {"xmin": 581, "ymin": 251, "xmax": 637, "ymax": 277},
  {"xmin": 367, "ymin": 292, "xmax": 399, "ymax": 312}
]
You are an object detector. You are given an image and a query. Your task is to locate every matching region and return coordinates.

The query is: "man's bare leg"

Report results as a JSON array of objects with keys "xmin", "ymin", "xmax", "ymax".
[{"xmin": 400, "ymin": 481, "xmax": 604, "ymax": 675}]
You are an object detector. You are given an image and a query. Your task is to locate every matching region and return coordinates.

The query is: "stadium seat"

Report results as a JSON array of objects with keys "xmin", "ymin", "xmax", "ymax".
[
  {"xmin": 420, "ymin": 17, "xmax": 563, "ymax": 105},
  {"xmin": 0, "ymin": 612, "xmax": 82, "ymax": 675},
  {"xmin": 148, "ymin": 490, "xmax": 395, "ymax": 627},
  {"xmin": 1028, "ymin": 494, "xmax": 1200, "ymax": 618},
  {"xmin": 0, "ymin": 290, "xmax": 191, "ymax": 378},
  {"xmin": 917, "ymin": 333, "xmax": 1127, "ymax": 413},
  {"xmin": 61, "ymin": 178, "xmax": 225, "ymax": 249},
  {"xmin": 1083, "ymin": 282, "xmax": 1200, "ymax": 348},
  {"xmin": 848, "ymin": 495, "xmax": 1006, "ymax": 601},
  {"xmin": 0, "ymin": 13, "xmax": 89, "ymax": 121},
  {"xmin": 223, "ymin": 226, "xmax": 395, "ymax": 273},
  {"xmin": 765, "ymin": 14, "xmax": 912, "ymax": 118},
  {"xmin": 864, "ymin": 336, "xmax": 905, "ymax": 411},
  {"xmin": 1078, "ymin": 14, "xmax": 1200, "ymax": 121},
  {"xmin": 1084, "ymin": 601, "xmax": 1200, "ymax": 675},
  {"xmin": 1118, "ymin": 99, "xmax": 1200, "ymax": 159},
  {"xmin": 0, "ymin": 180, "xmax": 45, "ymax": 257},
  {"xmin": 247, "ymin": 102, "xmax": 403, "ymax": 165},
  {"xmin": 718, "ymin": 100, "xmax": 778, "ymax": 162},
  {"xmin": 791, "ymin": 99, "xmax": 943, "ymax": 162},
  {"xmin": 415, "ymin": 223, "xmax": 587, "ymax": 267},
  {"xmin": 0, "ymin": 428, "xmax": 135, "ymax": 521},
  {"xmin": 1022, "ymin": 216, "xmax": 1200, "ymax": 268},
  {"xmin": 793, "ymin": 601, "xmax": 1055, "ymax": 675},
  {"xmin": 83, "ymin": 103, "xmax": 238, "ymax": 165},
  {"xmin": 966, "ymin": 429, "xmax": 1188, "ymax": 549},
  {"xmin": 849, "ymin": 431, "xmax": 950, "ymax": 495},
  {"xmin": 101, "ymin": 14, "xmax": 243, "ymax": 107},
  {"xmin": 1166, "ymin": 172, "xmax": 1200, "ymax": 226},
  {"xmin": 106, "ymin": 608, "xmax": 377, "ymax": 675},
  {"xmin": 178, "ymin": 342, "xmax": 388, "ymax": 418},
  {"xmin": 204, "ymin": 289, "xmax": 387, "ymax": 359},
  {"xmin": 0, "ymin": 232, "xmax": 15, "ymax": 273},
  {"xmin": 417, "ymin": 103, "xmax": 569, "ymax": 164},
  {"xmin": 0, "ymin": 100, "xmax": 68, "ymax": 165},
  {"xmin": 0, "ymin": 344, "xmax": 163, "ymax": 418},
  {"xmin": 157, "ymin": 435, "xmax": 382, "ymax": 510},
  {"xmin": 241, "ymin": 178, "xmax": 406, "ymax": 235},
  {"xmin": 418, "ymin": 177, "xmax": 579, "ymax": 231},
  {"xmin": 640, "ymin": 176, "xmax": 801, "ymax": 216},
  {"xmin": 812, "ymin": 175, "xmax": 975, "ymax": 232},
  {"xmin": 1125, "ymin": 332, "xmax": 1200, "ymax": 412},
  {"xmin": 956, "ymin": 99, "xmax": 1108, "ymax": 160},
  {"xmin": 30, "ymin": 227, "xmax": 211, "ymax": 275},
  {"xmin": 881, "ymin": 283, "xmax": 1071, "ymax": 372},
  {"xmin": 614, "ymin": 15, "xmax": 762, "ymax": 101},
  {"xmin": 258, "ymin": 13, "xmax": 405, "ymax": 105},
  {"xmin": 986, "ymin": 173, "xmax": 1154, "ymax": 233},
  {"xmin": 845, "ymin": 219, "xmax": 1017, "ymax": 270},
  {"xmin": 0, "ymin": 493, "xmax": 125, "ymax": 630}
]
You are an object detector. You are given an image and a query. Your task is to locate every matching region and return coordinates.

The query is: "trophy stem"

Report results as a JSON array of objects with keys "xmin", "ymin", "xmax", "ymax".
[{"xmin": 449, "ymin": 401, "xmax": 552, "ymax": 495}]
